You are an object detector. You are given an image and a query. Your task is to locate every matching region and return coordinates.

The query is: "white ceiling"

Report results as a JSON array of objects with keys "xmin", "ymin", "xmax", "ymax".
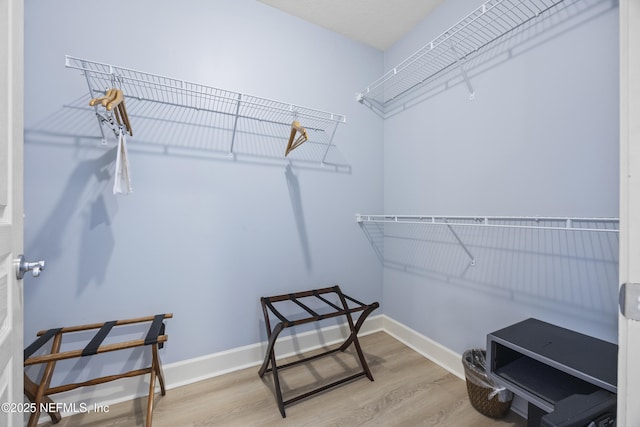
[{"xmin": 257, "ymin": 0, "xmax": 443, "ymax": 51}]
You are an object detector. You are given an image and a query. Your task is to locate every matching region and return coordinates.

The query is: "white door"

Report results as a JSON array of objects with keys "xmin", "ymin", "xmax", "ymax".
[
  {"xmin": 0, "ymin": 0, "xmax": 24, "ymax": 426},
  {"xmin": 619, "ymin": 1, "xmax": 640, "ymax": 425}
]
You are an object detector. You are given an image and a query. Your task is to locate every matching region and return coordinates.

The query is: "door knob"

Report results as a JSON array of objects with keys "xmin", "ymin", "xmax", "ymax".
[{"xmin": 15, "ymin": 255, "xmax": 45, "ymax": 280}]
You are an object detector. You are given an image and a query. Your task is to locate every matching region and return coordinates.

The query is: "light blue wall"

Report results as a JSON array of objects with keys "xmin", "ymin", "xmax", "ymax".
[
  {"xmin": 23, "ymin": 0, "xmax": 620, "ymax": 388},
  {"xmin": 23, "ymin": 0, "xmax": 384, "ymax": 382},
  {"xmin": 378, "ymin": 0, "xmax": 620, "ymax": 352}
]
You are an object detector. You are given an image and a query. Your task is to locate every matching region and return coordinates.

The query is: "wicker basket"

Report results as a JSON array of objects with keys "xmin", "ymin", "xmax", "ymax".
[{"xmin": 462, "ymin": 349, "xmax": 513, "ymax": 419}]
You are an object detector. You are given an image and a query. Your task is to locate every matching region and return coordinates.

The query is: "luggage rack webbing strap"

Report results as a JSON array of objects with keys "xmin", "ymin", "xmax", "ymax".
[
  {"xmin": 82, "ymin": 321, "xmax": 117, "ymax": 356},
  {"xmin": 144, "ymin": 314, "xmax": 167, "ymax": 346},
  {"xmin": 24, "ymin": 328, "xmax": 62, "ymax": 360}
]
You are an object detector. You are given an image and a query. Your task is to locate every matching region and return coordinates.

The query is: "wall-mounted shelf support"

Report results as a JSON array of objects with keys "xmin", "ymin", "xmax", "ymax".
[
  {"xmin": 449, "ymin": 42, "xmax": 475, "ymax": 100},
  {"xmin": 445, "ymin": 223, "xmax": 476, "ymax": 266},
  {"xmin": 65, "ymin": 55, "xmax": 346, "ymax": 165},
  {"xmin": 229, "ymin": 93, "xmax": 242, "ymax": 157},
  {"xmin": 321, "ymin": 123, "xmax": 340, "ymax": 165}
]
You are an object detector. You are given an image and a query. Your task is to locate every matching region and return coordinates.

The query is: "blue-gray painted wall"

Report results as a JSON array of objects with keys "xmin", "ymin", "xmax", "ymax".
[
  {"xmin": 23, "ymin": 0, "xmax": 619, "ymax": 386},
  {"xmin": 379, "ymin": 0, "xmax": 620, "ymax": 351},
  {"xmin": 23, "ymin": 0, "xmax": 384, "ymax": 383}
]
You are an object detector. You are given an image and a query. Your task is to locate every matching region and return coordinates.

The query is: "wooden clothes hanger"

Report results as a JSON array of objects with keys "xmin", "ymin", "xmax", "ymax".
[
  {"xmin": 114, "ymin": 93, "xmax": 133, "ymax": 137},
  {"xmin": 285, "ymin": 120, "xmax": 308, "ymax": 157},
  {"xmin": 88, "ymin": 88, "xmax": 114, "ymax": 107},
  {"xmin": 89, "ymin": 88, "xmax": 133, "ymax": 136}
]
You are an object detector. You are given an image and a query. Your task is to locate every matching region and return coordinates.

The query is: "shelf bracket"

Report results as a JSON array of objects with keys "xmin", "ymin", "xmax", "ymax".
[
  {"xmin": 445, "ymin": 223, "xmax": 476, "ymax": 266},
  {"xmin": 449, "ymin": 41, "xmax": 475, "ymax": 100},
  {"xmin": 229, "ymin": 93, "xmax": 242, "ymax": 157},
  {"xmin": 320, "ymin": 122, "xmax": 339, "ymax": 166}
]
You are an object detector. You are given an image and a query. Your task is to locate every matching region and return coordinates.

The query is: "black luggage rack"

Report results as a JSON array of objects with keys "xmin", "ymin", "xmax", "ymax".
[{"xmin": 258, "ymin": 285, "xmax": 379, "ymax": 417}]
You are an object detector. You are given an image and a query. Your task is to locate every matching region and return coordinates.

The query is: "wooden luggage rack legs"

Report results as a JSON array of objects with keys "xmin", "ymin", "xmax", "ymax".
[
  {"xmin": 23, "ymin": 313, "xmax": 172, "ymax": 427},
  {"xmin": 258, "ymin": 285, "xmax": 379, "ymax": 417}
]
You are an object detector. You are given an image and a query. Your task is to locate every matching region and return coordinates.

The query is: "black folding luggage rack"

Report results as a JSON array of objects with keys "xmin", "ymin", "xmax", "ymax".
[{"xmin": 258, "ymin": 285, "xmax": 379, "ymax": 417}]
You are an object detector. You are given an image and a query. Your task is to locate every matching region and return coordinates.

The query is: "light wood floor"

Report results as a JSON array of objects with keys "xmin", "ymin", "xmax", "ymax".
[{"xmin": 38, "ymin": 332, "xmax": 526, "ymax": 426}]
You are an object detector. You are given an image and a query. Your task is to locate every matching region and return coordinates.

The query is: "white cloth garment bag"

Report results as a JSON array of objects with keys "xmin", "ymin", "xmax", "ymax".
[{"xmin": 113, "ymin": 128, "xmax": 133, "ymax": 194}]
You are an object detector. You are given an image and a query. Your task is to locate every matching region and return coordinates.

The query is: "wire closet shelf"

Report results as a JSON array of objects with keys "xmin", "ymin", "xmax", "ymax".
[
  {"xmin": 357, "ymin": 0, "xmax": 565, "ymax": 113},
  {"xmin": 65, "ymin": 55, "xmax": 346, "ymax": 164},
  {"xmin": 356, "ymin": 214, "xmax": 619, "ymax": 266},
  {"xmin": 356, "ymin": 214, "xmax": 620, "ymax": 233}
]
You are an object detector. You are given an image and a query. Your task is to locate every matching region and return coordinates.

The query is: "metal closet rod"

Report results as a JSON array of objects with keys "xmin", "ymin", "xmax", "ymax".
[{"xmin": 355, "ymin": 214, "xmax": 620, "ymax": 233}]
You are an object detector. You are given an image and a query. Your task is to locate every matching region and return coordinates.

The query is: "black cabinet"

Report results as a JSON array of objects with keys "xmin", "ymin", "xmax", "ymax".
[{"xmin": 486, "ymin": 318, "xmax": 617, "ymax": 425}]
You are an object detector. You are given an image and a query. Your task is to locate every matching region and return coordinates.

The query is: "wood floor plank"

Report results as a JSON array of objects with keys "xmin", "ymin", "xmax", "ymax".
[{"xmin": 37, "ymin": 332, "xmax": 526, "ymax": 426}]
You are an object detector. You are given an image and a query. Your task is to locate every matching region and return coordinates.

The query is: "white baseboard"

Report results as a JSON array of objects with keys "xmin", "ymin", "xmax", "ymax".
[
  {"xmin": 380, "ymin": 316, "xmax": 464, "ymax": 380},
  {"xmin": 33, "ymin": 315, "xmax": 469, "ymax": 422}
]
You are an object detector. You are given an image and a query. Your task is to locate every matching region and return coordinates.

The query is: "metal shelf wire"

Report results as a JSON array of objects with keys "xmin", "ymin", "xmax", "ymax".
[
  {"xmin": 357, "ymin": 0, "xmax": 565, "ymax": 114},
  {"xmin": 65, "ymin": 55, "xmax": 346, "ymax": 165},
  {"xmin": 356, "ymin": 214, "xmax": 620, "ymax": 233},
  {"xmin": 356, "ymin": 214, "xmax": 619, "ymax": 266}
]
